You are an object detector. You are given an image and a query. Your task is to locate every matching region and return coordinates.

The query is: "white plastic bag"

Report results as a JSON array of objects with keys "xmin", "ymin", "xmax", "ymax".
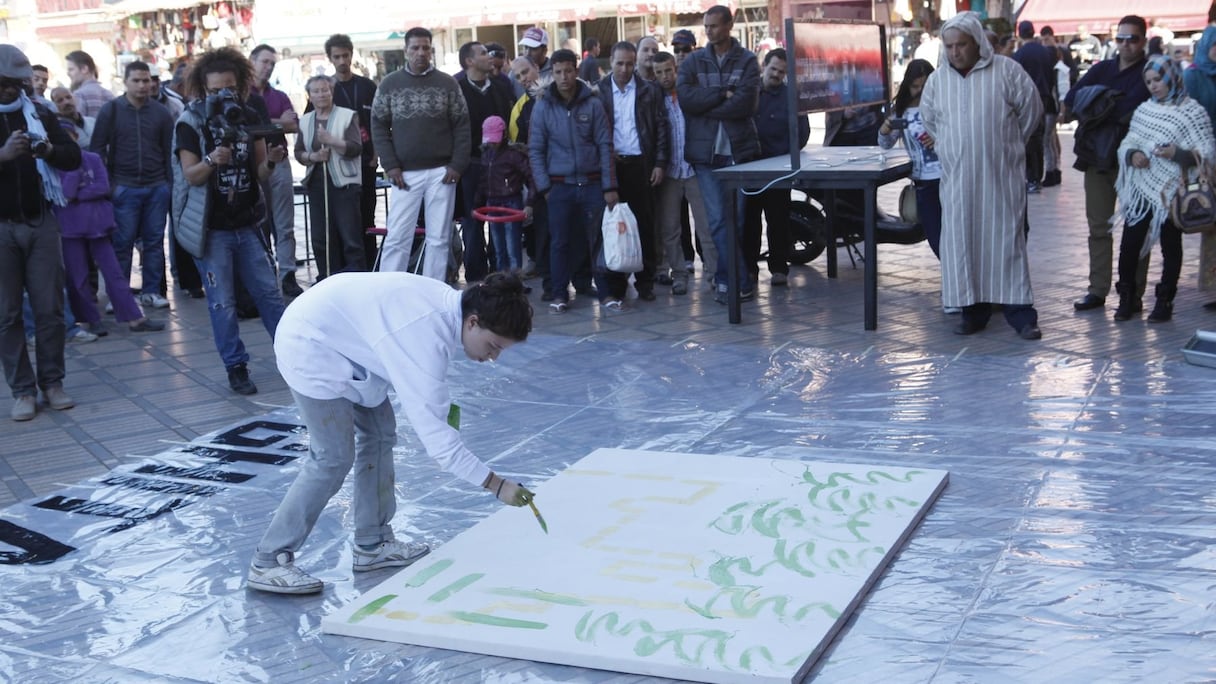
[{"xmin": 601, "ymin": 202, "xmax": 643, "ymax": 273}]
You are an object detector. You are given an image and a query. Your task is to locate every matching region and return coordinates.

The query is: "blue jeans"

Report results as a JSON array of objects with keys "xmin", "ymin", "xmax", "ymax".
[
  {"xmin": 693, "ymin": 158, "xmax": 751, "ymax": 290},
  {"xmin": 255, "ymin": 391, "xmax": 398, "ymax": 565},
  {"xmin": 111, "ymin": 183, "xmax": 170, "ymax": 294},
  {"xmin": 193, "ymin": 227, "xmax": 286, "ymax": 369},
  {"xmin": 488, "ymin": 195, "xmax": 524, "ymax": 272},
  {"xmin": 915, "ymin": 179, "xmax": 942, "ymax": 259},
  {"xmin": 547, "ymin": 184, "xmax": 611, "ymax": 302}
]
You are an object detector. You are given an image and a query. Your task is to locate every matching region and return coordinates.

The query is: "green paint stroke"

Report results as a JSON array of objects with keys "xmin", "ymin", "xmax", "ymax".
[
  {"xmin": 485, "ymin": 587, "xmax": 590, "ymax": 606},
  {"xmin": 404, "ymin": 558, "xmax": 454, "ymax": 588},
  {"xmin": 348, "ymin": 594, "xmax": 397, "ymax": 624},
  {"xmin": 575, "ymin": 611, "xmax": 735, "ymax": 667},
  {"xmin": 449, "ymin": 611, "xmax": 548, "ymax": 629},
  {"xmin": 427, "ymin": 573, "xmax": 485, "ymax": 602},
  {"xmin": 686, "ymin": 584, "xmax": 840, "ymax": 622}
]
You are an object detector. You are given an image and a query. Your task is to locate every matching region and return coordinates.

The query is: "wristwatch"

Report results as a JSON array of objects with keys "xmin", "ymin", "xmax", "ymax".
[{"xmin": 203, "ymin": 154, "xmax": 216, "ymax": 168}]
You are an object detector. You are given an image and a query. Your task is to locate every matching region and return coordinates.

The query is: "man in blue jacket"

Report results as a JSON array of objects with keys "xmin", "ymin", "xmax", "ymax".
[
  {"xmin": 744, "ymin": 48, "xmax": 809, "ymax": 287},
  {"xmin": 528, "ymin": 49, "xmax": 619, "ymax": 313},
  {"xmin": 677, "ymin": 4, "xmax": 761, "ymax": 303}
]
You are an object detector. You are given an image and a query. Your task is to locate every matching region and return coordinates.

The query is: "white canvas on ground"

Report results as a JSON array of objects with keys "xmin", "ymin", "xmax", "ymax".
[{"xmin": 322, "ymin": 448, "xmax": 949, "ymax": 683}]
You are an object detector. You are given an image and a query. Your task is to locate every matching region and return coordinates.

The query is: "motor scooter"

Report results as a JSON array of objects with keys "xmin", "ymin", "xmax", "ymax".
[{"xmin": 785, "ymin": 185, "xmax": 924, "ymax": 266}]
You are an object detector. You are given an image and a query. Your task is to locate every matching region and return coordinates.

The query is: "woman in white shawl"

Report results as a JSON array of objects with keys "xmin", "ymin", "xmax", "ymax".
[{"xmin": 1115, "ymin": 55, "xmax": 1216, "ymax": 322}]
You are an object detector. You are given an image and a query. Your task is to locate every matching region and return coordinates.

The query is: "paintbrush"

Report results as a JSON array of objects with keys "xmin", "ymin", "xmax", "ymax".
[{"xmin": 527, "ymin": 498, "xmax": 549, "ymax": 534}]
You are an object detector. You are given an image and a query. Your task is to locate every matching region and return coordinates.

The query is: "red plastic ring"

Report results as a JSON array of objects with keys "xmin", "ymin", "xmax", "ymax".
[{"xmin": 472, "ymin": 206, "xmax": 528, "ymax": 223}]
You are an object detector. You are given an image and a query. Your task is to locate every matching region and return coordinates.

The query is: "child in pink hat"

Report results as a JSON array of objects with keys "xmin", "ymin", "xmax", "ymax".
[{"xmin": 473, "ymin": 115, "xmax": 537, "ymax": 277}]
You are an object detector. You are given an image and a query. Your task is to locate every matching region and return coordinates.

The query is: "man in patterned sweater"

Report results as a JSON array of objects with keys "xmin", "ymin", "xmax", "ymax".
[{"xmin": 371, "ymin": 27, "xmax": 471, "ymax": 282}]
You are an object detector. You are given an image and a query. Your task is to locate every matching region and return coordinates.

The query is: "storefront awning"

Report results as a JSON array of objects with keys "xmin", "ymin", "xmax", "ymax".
[
  {"xmin": 104, "ymin": 0, "xmax": 211, "ymax": 17},
  {"xmin": 617, "ymin": 0, "xmax": 723, "ymax": 16},
  {"xmin": 1016, "ymin": 0, "xmax": 1208, "ymax": 35}
]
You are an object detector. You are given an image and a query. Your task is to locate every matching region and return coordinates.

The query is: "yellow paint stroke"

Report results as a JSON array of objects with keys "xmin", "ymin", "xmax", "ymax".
[
  {"xmin": 580, "ymin": 483, "xmax": 720, "ymax": 549},
  {"xmin": 385, "ymin": 610, "xmax": 419, "ymax": 621},
  {"xmin": 471, "ymin": 601, "xmax": 552, "ymax": 615}
]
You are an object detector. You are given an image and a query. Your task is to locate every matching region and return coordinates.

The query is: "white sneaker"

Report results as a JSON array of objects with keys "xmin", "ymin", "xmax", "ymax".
[
  {"xmin": 104, "ymin": 302, "xmax": 114, "ymax": 314},
  {"xmin": 139, "ymin": 293, "xmax": 171, "ymax": 309},
  {"xmin": 247, "ymin": 552, "xmax": 323, "ymax": 594},
  {"xmin": 353, "ymin": 539, "xmax": 431, "ymax": 572},
  {"xmin": 68, "ymin": 329, "xmax": 99, "ymax": 344}
]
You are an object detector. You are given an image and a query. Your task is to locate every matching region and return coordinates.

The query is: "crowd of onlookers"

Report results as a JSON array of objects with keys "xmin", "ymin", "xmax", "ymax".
[{"xmin": 4, "ymin": 5, "xmax": 1216, "ymax": 423}]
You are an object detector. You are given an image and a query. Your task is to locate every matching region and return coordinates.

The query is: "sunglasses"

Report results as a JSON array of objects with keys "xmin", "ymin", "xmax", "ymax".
[
  {"xmin": 0, "ymin": 77, "xmax": 26, "ymax": 90},
  {"xmin": 1115, "ymin": 34, "xmax": 1142, "ymax": 44},
  {"xmin": 673, "ymin": 45, "xmax": 693, "ymax": 54},
  {"xmin": 489, "ymin": 50, "xmax": 506, "ymax": 59}
]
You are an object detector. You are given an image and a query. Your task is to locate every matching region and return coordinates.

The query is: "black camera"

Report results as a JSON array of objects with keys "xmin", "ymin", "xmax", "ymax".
[
  {"xmin": 26, "ymin": 133, "xmax": 49, "ymax": 156},
  {"xmin": 205, "ymin": 88, "xmax": 247, "ymax": 127},
  {"xmin": 888, "ymin": 117, "xmax": 908, "ymax": 131},
  {"xmin": 204, "ymin": 88, "xmax": 284, "ymax": 146}
]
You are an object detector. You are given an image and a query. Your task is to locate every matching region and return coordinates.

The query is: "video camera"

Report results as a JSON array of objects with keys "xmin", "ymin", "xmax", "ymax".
[{"xmin": 204, "ymin": 88, "xmax": 284, "ymax": 146}]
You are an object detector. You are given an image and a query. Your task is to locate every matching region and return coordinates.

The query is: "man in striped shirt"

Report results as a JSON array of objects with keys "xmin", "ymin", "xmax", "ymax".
[
  {"xmin": 653, "ymin": 51, "xmax": 715, "ymax": 295},
  {"xmin": 65, "ymin": 51, "xmax": 112, "ymax": 118}
]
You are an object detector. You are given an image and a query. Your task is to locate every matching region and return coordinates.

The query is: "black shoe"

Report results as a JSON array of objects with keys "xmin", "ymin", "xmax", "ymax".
[
  {"xmin": 281, "ymin": 272, "xmax": 304, "ymax": 298},
  {"xmin": 236, "ymin": 306, "xmax": 260, "ymax": 320},
  {"xmin": 1205, "ymin": 300, "xmax": 1216, "ymax": 311},
  {"xmin": 541, "ymin": 291, "xmax": 555, "ymax": 302},
  {"xmin": 637, "ymin": 289, "xmax": 656, "ymax": 301},
  {"xmin": 1042, "ymin": 170, "xmax": 1062, "ymax": 187},
  {"xmin": 1017, "ymin": 325, "xmax": 1043, "ymax": 340},
  {"xmin": 188, "ymin": 288, "xmax": 206, "ymax": 299},
  {"xmin": 227, "ymin": 364, "xmax": 258, "ymax": 395},
  {"xmin": 953, "ymin": 320, "xmax": 987, "ymax": 335},
  {"xmin": 1073, "ymin": 294, "xmax": 1105, "ymax": 311}
]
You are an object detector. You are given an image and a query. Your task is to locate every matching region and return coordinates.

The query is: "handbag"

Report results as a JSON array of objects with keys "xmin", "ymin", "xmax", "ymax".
[{"xmin": 1170, "ymin": 161, "xmax": 1216, "ymax": 234}]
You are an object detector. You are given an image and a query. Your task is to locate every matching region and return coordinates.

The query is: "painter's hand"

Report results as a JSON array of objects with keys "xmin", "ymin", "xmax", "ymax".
[
  {"xmin": 1131, "ymin": 151, "xmax": 1151, "ymax": 169},
  {"xmin": 484, "ymin": 472, "xmax": 534, "ymax": 506}
]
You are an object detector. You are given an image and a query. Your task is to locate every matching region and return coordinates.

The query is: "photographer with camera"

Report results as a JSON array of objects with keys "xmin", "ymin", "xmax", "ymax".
[
  {"xmin": 0, "ymin": 45, "xmax": 82, "ymax": 421},
  {"xmin": 171, "ymin": 47, "xmax": 288, "ymax": 396}
]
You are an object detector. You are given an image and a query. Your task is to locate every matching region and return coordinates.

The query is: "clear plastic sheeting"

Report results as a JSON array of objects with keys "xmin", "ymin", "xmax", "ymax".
[{"xmin": 1, "ymin": 334, "xmax": 1214, "ymax": 683}]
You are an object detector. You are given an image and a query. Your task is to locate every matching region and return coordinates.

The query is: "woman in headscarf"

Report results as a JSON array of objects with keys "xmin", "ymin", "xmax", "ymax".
[
  {"xmin": 1116, "ymin": 55, "xmax": 1216, "ymax": 322},
  {"xmin": 1182, "ymin": 27, "xmax": 1216, "ymax": 312}
]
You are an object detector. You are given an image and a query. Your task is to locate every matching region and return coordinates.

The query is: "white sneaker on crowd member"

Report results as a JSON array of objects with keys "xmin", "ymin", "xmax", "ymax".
[{"xmin": 138, "ymin": 293, "xmax": 171, "ymax": 309}]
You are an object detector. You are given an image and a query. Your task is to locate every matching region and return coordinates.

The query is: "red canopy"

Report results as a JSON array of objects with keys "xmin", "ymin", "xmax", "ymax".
[{"xmin": 1016, "ymin": 0, "xmax": 1208, "ymax": 35}]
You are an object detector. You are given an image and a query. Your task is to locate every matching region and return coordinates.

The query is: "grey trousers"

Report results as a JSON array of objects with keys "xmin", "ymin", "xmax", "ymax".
[
  {"xmin": 0, "ymin": 215, "xmax": 66, "ymax": 398},
  {"xmin": 263, "ymin": 160, "xmax": 297, "ymax": 275},
  {"xmin": 656, "ymin": 175, "xmax": 716, "ymax": 282},
  {"xmin": 254, "ymin": 390, "xmax": 398, "ymax": 566}
]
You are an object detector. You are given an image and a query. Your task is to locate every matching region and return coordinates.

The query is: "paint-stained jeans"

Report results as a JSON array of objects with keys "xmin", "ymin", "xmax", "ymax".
[
  {"xmin": 193, "ymin": 226, "xmax": 285, "ymax": 370},
  {"xmin": 254, "ymin": 391, "xmax": 398, "ymax": 565}
]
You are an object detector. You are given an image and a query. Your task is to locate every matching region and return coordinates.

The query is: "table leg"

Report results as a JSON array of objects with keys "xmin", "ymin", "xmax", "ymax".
[
  {"xmin": 728, "ymin": 190, "xmax": 741, "ymax": 324},
  {"xmin": 824, "ymin": 189, "xmax": 838, "ymax": 279},
  {"xmin": 864, "ymin": 184, "xmax": 877, "ymax": 331}
]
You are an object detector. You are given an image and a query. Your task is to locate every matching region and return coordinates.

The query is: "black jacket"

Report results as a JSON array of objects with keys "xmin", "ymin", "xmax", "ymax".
[
  {"xmin": 455, "ymin": 72, "xmax": 515, "ymax": 159},
  {"xmin": 1070, "ymin": 85, "xmax": 1126, "ymax": 172},
  {"xmin": 675, "ymin": 38, "xmax": 761, "ymax": 165},
  {"xmin": 596, "ymin": 73, "xmax": 670, "ymax": 173}
]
